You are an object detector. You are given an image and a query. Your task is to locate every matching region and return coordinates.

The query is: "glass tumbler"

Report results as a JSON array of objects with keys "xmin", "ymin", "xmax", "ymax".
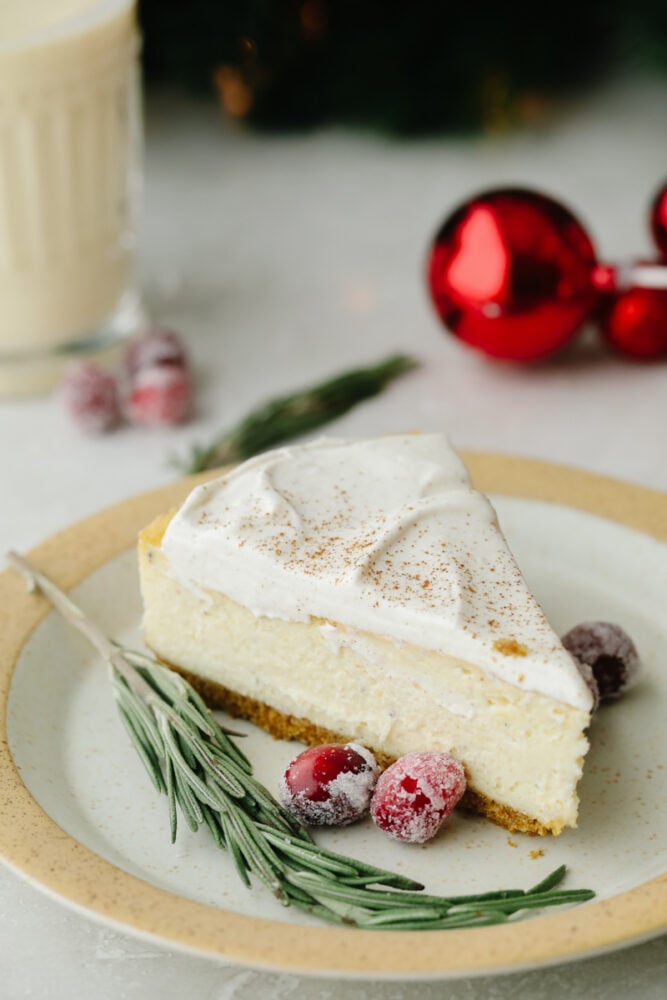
[{"xmin": 0, "ymin": 0, "xmax": 144, "ymax": 396}]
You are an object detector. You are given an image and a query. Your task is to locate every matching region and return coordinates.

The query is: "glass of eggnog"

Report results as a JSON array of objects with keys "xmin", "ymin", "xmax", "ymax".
[{"xmin": 0, "ymin": 0, "xmax": 144, "ymax": 396}]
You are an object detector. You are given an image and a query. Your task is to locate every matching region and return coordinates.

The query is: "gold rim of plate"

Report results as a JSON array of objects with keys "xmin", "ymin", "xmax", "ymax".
[{"xmin": 0, "ymin": 453, "xmax": 665, "ymax": 977}]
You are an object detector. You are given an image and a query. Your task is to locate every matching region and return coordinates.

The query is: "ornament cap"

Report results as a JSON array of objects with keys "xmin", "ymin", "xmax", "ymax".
[{"xmin": 592, "ymin": 260, "xmax": 667, "ymax": 294}]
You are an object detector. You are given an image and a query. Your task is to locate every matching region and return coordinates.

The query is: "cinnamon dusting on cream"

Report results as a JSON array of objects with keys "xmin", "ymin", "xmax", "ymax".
[{"xmin": 160, "ymin": 435, "xmax": 593, "ymax": 712}]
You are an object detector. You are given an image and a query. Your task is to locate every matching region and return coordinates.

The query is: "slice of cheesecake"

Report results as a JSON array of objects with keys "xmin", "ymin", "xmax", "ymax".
[{"xmin": 138, "ymin": 434, "xmax": 593, "ymax": 835}]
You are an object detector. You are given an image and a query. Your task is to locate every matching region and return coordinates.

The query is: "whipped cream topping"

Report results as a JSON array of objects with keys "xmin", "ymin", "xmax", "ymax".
[{"xmin": 161, "ymin": 435, "xmax": 592, "ymax": 711}]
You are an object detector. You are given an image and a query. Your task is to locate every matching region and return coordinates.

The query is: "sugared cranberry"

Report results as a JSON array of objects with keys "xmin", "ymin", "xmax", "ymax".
[
  {"xmin": 370, "ymin": 752, "xmax": 466, "ymax": 844},
  {"xmin": 124, "ymin": 327, "xmax": 188, "ymax": 375},
  {"xmin": 126, "ymin": 364, "xmax": 193, "ymax": 426},
  {"xmin": 279, "ymin": 743, "xmax": 379, "ymax": 826},
  {"xmin": 61, "ymin": 361, "xmax": 121, "ymax": 434},
  {"xmin": 562, "ymin": 621, "xmax": 641, "ymax": 702}
]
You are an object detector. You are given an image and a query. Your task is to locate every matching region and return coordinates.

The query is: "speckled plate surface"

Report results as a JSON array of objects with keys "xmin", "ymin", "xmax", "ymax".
[{"xmin": 0, "ymin": 454, "xmax": 665, "ymax": 979}]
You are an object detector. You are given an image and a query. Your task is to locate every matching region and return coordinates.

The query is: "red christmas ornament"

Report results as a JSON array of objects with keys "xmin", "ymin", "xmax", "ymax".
[
  {"xmin": 650, "ymin": 181, "xmax": 667, "ymax": 257},
  {"xmin": 600, "ymin": 280, "xmax": 667, "ymax": 360},
  {"xmin": 427, "ymin": 188, "xmax": 599, "ymax": 360}
]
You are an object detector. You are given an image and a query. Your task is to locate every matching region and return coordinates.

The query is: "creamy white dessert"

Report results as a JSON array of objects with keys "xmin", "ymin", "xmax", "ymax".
[
  {"xmin": 139, "ymin": 434, "xmax": 593, "ymax": 834},
  {"xmin": 0, "ymin": 0, "xmax": 140, "ymax": 397}
]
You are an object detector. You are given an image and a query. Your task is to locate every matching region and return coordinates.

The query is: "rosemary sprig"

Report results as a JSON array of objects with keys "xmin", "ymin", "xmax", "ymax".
[
  {"xmin": 7, "ymin": 550, "xmax": 595, "ymax": 930},
  {"xmin": 179, "ymin": 353, "xmax": 417, "ymax": 473}
]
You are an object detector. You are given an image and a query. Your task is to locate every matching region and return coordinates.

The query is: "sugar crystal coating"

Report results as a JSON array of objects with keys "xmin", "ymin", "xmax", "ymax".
[
  {"xmin": 370, "ymin": 751, "xmax": 466, "ymax": 844},
  {"xmin": 124, "ymin": 327, "xmax": 188, "ymax": 375},
  {"xmin": 279, "ymin": 743, "xmax": 379, "ymax": 826},
  {"xmin": 126, "ymin": 364, "xmax": 193, "ymax": 426},
  {"xmin": 61, "ymin": 360, "xmax": 121, "ymax": 434},
  {"xmin": 561, "ymin": 621, "xmax": 641, "ymax": 702}
]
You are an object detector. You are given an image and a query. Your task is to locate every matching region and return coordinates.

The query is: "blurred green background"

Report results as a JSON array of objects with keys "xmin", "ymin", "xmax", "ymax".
[{"xmin": 139, "ymin": 0, "xmax": 667, "ymax": 135}]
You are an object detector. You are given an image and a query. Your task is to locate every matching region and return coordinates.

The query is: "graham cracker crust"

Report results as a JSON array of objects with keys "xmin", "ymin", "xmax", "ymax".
[{"xmin": 161, "ymin": 658, "xmax": 558, "ymax": 837}]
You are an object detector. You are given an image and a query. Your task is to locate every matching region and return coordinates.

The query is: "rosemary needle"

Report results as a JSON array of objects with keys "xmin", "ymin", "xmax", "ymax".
[
  {"xmin": 7, "ymin": 550, "xmax": 595, "ymax": 931},
  {"xmin": 178, "ymin": 353, "xmax": 417, "ymax": 474}
]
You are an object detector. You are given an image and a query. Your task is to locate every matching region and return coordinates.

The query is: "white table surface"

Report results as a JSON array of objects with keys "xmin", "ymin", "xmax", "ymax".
[{"xmin": 1, "ymin": 79, "xmax": 666, "ymax": 998}]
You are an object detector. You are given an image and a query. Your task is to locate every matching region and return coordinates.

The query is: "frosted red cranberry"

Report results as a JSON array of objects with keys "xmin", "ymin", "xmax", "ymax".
[
  {"xmin": 279, "ymin": 743, "xmax": 379, "ymax": 826},
  {"xmin": 61, "ymin": 361, "xmax": 121, "ymax": 434},
  {"xmin": 562, "ymin": 622, "xmax": 641, "ymax": 702},
  {"xmin": 370, "ymin": 752, "xmax": 466, "ymax": 844},
  {"xmin": 124, "ymin": 328, "xmax": 188, "ymax": 375},
  {"xmin": 126, "ymin": 364, "xmax": 193, "ymax": 426}
]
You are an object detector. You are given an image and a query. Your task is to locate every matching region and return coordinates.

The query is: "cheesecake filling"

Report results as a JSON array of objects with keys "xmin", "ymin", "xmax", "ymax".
[
  {"xmin": 161, "ymin": 434, "xmax": 593, "ymax": 713},
  {"xmin": 139, "ymin": 551, "xmax": 590, "ymax": 832}
]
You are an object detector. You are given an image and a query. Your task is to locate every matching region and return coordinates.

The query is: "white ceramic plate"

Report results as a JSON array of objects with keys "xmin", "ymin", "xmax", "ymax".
[{"xmin": 0, "ymin": 455, "xmax": 665, "ymax": 979}]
